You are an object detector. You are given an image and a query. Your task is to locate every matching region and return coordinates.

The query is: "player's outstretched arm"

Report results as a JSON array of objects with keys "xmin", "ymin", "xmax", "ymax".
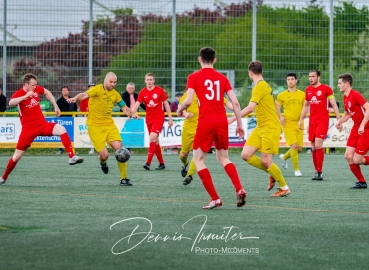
[
  {"xmin": 67, "ymin": 92, "xmax": 89, "ymax": 103},
  {"xmin": 44, "ymin": 89, "xmax": 61, "ymax": 117}
]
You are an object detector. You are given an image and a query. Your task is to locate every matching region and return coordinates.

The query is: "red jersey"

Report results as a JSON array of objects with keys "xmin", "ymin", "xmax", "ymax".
[
  {"xmin": 186, "ymin": 67, "xmax": 230, "ymax": 124},
  {"xmin": 12, "ymin": 85, "xmax": 47, "ymax": 127},
  {"xmin": 344, "ymin": 89, "xmax": 369, "ymax": 130},
  {"xmin": 79, "ymin": 98, "xmax": 89, "ymax": 112},
  {"xmin": 137, "ymin": 85, "xmax": 167, "ymax": 125},
  {"xmin": 305, "ymin": 84, "xmax": 333, "ymax": 124}
]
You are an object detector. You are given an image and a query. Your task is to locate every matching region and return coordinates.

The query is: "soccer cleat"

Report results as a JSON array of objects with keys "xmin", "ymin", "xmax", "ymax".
[
  {"xmin": 236, "ymin": 189, "xmax": 246, "ymax": 207},
  {"xmin": 270, "ymin": 188, "xmax": 290, "ymax": 197},
  {"xmin": 202, "ymin": 198, "xmax": 222, "ymax": 209},
  {"xmin": 181, "ymin": 163, "xmax": 189, "ymax": 177},
  {"xmin": 279, "ymin": 154, "xmax": 288, "ymax": 169},
  {"xmin": 183, "ymin": 175, "xmax": 193, "ymax": 186},
  {"xmin": 350, "ymin": 182, "xmax": 367, "ymax": 189},
  {"xmin": 120, "ymin": 178, "xmax": 133, "ymax": 186},
  {"xmin": 0, "ymin": 177, "xmax": 6, "ymax": 185},
  {"xmin": 143, "ymin": 164, "xmax": 150, "ymax": 170},
  {"xmin": 155, "ymin": 164, "xmax": 166, "ymax": 170},
  {"xmin": 100, "ymin": 162, "xmax": 109, "ymax": 174},
  {"xmin": 312, "ymin": 172, "xmax": 323, "ymax": 181},
  {"xmin": 295, "ymin": 170, "xmax": 302, "ymax": 177},
  {"xmin": 69, "ymin": 155, "xmax": 84, "ymax": 165},
  {"xmin": 267, "ymin": 176, "xmax": 275, "ymax": 191}
]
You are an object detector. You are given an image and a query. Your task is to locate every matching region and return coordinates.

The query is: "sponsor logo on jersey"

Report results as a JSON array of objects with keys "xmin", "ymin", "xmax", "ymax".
[{"xmin": 147, "ymin": 100, "xmax": 158, "ymax": 107}]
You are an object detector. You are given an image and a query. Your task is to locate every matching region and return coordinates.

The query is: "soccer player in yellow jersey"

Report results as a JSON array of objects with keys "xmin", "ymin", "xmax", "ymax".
[
  {"xmin": 229, "ymin": 61, "xmax": 290, "ymax": 197},
  {"xmin": 68, "ymin": 72, "xmax": 138, "ymax": 186},
  {"xmin": 180, "ymin": 91, "xmax": 233, "ymax": 186},
  {"xmin": 276, "ymin": 73, "xmax": 305, "ymax": 177}
]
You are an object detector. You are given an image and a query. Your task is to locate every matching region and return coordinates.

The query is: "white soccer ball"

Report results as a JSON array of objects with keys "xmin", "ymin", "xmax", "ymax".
[{"xmin": 115, "ymin": 147, "xmax": 131, "ymax": 163}]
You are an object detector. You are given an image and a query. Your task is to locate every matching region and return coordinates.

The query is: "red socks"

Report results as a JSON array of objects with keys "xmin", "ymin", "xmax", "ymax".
[
  {"xmin": 315, "ymin": 148, "xmax": 324, "ymax": 173},
  {"xmin": 60, "ymin": 133, "xmax": 74, "ymax": 158},
  {"xmin": 146, "ymin": 142, "xmax": 157, "ymax": 165},
  {"xmin": 224, "ymin": 163, "xmax": 243, "ymax": 192},
  {"xmin": 349, "ymin": 164, "xmax": 366, "ymax": 183},
  {"xmin": 2, "ymin": 158, "xmax": 17, "ymax": 180},
  {"xmin": 155, "ymin": 144, "xmax": 164, "ymax": 164},
  {"xmin": 198, "ymin": 168, "xmax": 219, "ymax": 200}
]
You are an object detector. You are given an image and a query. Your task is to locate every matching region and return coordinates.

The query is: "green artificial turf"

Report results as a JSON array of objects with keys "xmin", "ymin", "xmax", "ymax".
[{"xmin": 0, "ymin": 152, "xmax": 368, "ymax": 270}]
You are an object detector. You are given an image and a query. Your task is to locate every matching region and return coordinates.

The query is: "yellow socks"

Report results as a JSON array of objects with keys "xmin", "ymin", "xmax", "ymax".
[
  {"xmin": 267, "ymin": 163, "xmax": 287, "ymax": 188},
  {"xmin": 290, "ymin": 149, "xmax": 299, "ymax": 171},
  {"xmin": 117, "ymin": 161, "xmax": 128, "ymax": 179},
  {"xmin": 246, "ymin": 155, "xmax": 268, "ymax": 173},
  {"xmin": 186, "ymin": 158, "xmax": 196, "ymax": 177}
]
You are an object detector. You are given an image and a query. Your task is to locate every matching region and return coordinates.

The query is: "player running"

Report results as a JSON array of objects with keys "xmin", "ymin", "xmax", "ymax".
[
  {"xmin": 0, "ymin": 73, "xmax": 83, "ymax": 185},
  {"xmin": 277, "ymin": 73, "xmax": 305, "ymax": 177},
  {"xmin": 177, "ymin": 47, "xmax": 246, "ymax": 209},
  {"xmin": 335, "ymin": 73, "xmax": 369, "ymax": 189},
  {"xmin": 229, "ymin": 61, "xmax": 290, "ymax": 197},
  {"xmin": 179, "ymin": 91, "xmax": 233, "ymax": 186}
]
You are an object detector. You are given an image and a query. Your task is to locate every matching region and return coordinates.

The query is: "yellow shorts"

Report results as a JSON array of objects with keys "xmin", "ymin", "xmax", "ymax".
[
  {"xmin": 283, "ymin": 127, "xmax": 303, "ymax": 147},
  {"xmin": 88, "ymin": 124, "xmax": 122, "ymax": 152},
  {"xmin": 181, "ymin": 122, "xmax": 196, "ymax": 153},
  {"xmin": 246, "ymin": 126, "xmax": 281, "ymax": 154}
]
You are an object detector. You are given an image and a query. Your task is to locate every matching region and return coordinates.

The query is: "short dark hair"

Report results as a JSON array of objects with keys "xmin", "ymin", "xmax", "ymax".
[
  {"xmin": 61, "ymin": 86, "xmax": 69, "ymax": 91},
  {"xmin": 310, "ymin": 69, "xmax": 321, "ymax": 77},
  {"xmin": 199, "ymin": 47, "xmax": 216, "ymax": 64},
  {"xmin": 338, "ymin": 73, "xmax": 353, "ymax": 86},
  {"xmin": 286, "ymin": 73, "xmax": 297, "ymax": 79},
  {"xmin": 248, "ymin": 60, "xmax": 263, "ymax": 75},
  {"xmin": 23, "ymin": 73, "xmax": 38, "ymax": 85}
]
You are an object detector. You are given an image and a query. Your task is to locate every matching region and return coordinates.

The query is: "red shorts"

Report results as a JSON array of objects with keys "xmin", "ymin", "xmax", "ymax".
[
  {"xmin": 17, "ymin": 122, "xmax": 56, "ymax": 150},
  {"xmin": 146, "ymin": 119, "xmax": 165, "ymax": 135},
  {"xmin": 193, "ymin": 121, "xmax": 228, "ymax": 153},
  {"xmin": 347, "ymin": 128, "xmax": 369, "ymax": 155},
  {"xmin": 308, "ymin": 122, "xmax": 328, "ymax": 142}
]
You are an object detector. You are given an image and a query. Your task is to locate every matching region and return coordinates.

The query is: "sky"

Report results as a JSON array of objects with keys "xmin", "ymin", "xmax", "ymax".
[{"xmin": 0, "ymin": 0, "xmax": 348, "ymax": 43}]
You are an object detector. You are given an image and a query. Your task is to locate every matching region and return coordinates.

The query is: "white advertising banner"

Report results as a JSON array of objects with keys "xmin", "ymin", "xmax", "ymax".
[{"xmin": 0, "ymin": 117, "xmax": 354, "ymax": 149}]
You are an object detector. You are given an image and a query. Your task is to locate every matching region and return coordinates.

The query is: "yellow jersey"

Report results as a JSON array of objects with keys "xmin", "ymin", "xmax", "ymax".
[
  {"xmin": 250, "ymin": 80, "xmax": 280, "ymax": 128},
  {"xmin": 86, "ymin": 84, "xmax": 124, "ymax": 126},
  {"xmin": 277, "ymin": 89, "xmax": 305, "ymax": 123}
]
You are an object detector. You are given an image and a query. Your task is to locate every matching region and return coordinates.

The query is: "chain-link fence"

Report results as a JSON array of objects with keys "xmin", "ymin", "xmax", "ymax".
[{"xmin": 1, "ymin": 0, "xmax": 369, "ymax": 110}]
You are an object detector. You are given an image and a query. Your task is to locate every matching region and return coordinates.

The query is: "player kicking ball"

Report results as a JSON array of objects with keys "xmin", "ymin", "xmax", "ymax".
[{"xmin": 0, "ymin": 73, "xmax": 83, "ymax": 185}]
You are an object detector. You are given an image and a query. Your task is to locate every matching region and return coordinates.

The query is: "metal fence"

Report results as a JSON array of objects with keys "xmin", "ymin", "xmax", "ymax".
[{"xmin": 1, "ymin": 0, "xmax": 369, "ymax": 110}]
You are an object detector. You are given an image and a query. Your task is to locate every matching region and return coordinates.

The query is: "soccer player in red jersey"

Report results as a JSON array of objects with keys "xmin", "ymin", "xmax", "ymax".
[
  {"xmin": 131, "ymin": 73, "xmax": 173, "ymax": 170},
  {"xmin": 335, "ymin": 73, "xmax": 369, "ymax": 189},
  {"xmin": 177, "ymin": 47, "xmax": 246, "ymax": 209},
  {"xmin": 0, "ymin": 73, "xmax": 83, "ymax": 185},
  {"xmin": 299, "ymin": 70, "xmax": 340, "ymax": 180}
]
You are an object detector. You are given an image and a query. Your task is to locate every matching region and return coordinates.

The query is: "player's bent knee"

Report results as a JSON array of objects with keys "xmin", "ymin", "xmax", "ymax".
[{"xmin": 53, "ymin": 124, "xmax": 67, "ymax": 135}]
